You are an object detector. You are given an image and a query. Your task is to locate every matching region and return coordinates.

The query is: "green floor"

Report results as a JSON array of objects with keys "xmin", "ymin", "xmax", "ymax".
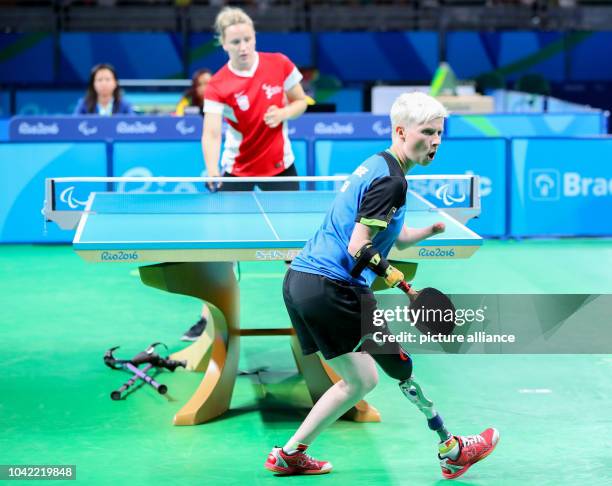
[{"xmin": 1, "ymin": 240, "xmax": 612, "ymax": 485}]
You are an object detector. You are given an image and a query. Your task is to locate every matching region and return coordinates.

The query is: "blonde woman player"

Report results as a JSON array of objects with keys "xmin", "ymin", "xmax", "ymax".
[
  {"xmin": 265, "ymin": 92, "xmax": 499, "ymax": 478},
  {"xmin": 202, "ymin": 6, "xmax": 307, "ymax": 191},
  {"xmin": 181, "ymin": 6, "xmax": 308, "ymax": 341}
]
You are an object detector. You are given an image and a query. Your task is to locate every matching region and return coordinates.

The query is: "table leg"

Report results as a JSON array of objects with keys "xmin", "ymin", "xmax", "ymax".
[
  {"xmin": 139, "ymin": 262, "xmax": 239, "ymax": 425},
  {"xmin": 137, "ymin": 261, "xmax": 415, "ymax": 425}
]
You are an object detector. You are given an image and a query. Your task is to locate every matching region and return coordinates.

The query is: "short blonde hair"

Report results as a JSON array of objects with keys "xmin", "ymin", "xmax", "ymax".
[
  {"xmin": 390, "ymin": 92, "xmax": 449, "ymax": 131},
  {"xmin": 214, "ymin": 6, "xmax": 254, "ymax": 41}
]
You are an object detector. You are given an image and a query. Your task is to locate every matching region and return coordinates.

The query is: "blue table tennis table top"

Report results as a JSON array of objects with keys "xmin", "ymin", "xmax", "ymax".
[{"xmin": 74, "ymin": 190, "xmax": 482, "ymax": 263}]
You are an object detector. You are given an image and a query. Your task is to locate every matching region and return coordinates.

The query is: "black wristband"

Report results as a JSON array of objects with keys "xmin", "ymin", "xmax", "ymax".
[{"xmin": 350, "ymin": 243, "xmax": 390, "ymax": 278}]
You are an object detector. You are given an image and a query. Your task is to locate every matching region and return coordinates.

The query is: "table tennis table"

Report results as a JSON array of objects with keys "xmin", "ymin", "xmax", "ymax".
[
  {"xmin": 74, "ymin": 190, "xmax": 481, "ymax": 263},
  {"xmin": 53, "ymin": 186, "xmax": 482, "ymax": 426}
]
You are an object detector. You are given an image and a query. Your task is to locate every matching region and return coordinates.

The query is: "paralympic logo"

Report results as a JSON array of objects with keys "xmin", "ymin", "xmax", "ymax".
[
  {"xmin": 435, "ymin": 184, "xmax": 466, "ymax": 206},
  {"xmin": 59, "ymin": 186, "xmax": 88, "ymax": 209},
  {"xmin": 371, "ymin": 121, "xmax": 391, "ymax": 136},
  {"xmin": 78, "ymin": 121, "xmax": 98, "ymax": 136},
  {"xmin": 175, "ymin": 119, "xmax": 196, "ymax": 136}
]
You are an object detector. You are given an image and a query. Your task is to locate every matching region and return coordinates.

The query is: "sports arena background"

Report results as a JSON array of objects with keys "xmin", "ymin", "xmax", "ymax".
[{"xmin": 1, "ymin": 2, "xmax": 612, "ymax": 485}]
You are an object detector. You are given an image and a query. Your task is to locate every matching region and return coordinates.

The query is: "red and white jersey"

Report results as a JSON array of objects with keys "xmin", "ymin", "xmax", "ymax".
[{"xmin": 203, "ymin": 52, "xmax": 303, "ymax": 176}]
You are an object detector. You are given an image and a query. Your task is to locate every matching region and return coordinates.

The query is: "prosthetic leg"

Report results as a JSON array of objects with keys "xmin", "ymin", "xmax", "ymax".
[{"xmin": 399, "ymin": 377, "xmax": 451, "ymax": 442}]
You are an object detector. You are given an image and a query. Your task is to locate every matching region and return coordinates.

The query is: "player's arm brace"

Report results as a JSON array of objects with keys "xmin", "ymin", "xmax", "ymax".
[
  {"xmin": 350, "ymin": 243, "xmax": 404, "ymax": 287},
  {"xmin": 348, "ymin": 222, "xmax": 404, "ymax": 287}
]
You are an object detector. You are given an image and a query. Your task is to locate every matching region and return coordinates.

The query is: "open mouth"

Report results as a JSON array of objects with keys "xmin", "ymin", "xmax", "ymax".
[{"xmin": 427, "ymin": 151, "xmax": 436, "ymax": 160}]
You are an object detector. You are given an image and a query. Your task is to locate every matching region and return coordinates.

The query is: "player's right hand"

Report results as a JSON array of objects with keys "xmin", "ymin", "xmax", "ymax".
[
  {"xmin": 384, "ymin": 265, "xmax": 404, "ymax": 288},
  {"xmin": 207, "ymin": 172, "xmax": 222, "ymax": 192}
]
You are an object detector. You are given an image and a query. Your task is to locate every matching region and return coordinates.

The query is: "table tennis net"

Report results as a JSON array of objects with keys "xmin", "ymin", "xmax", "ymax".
[
  {"xmin": 44, "ymin": 175, "xmax": 479, "ymax": 229},
  {"xmin": 89, "ymin": 191, "xmax": 339, "ymax": 215}
]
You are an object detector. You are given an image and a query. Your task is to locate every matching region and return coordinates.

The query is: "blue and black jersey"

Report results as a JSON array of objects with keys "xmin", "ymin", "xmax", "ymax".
[{"xmin": 291, "ymin": 150, "xmax": 407, "ymax": 287}]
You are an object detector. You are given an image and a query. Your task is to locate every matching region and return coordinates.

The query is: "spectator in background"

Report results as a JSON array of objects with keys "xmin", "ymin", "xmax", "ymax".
[
  {"xmin": 175, "ymin": 68, "xmax": 212, "ymax": 116},
  {"xmin": 73, "ymin": 63, "xmax": 133, "ymax": 115}
]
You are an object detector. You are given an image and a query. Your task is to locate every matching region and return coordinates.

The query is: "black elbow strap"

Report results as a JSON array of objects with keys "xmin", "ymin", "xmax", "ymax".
[{"xmin": 350, "ymin": 243, "xmax": 390, "ymax": 278}]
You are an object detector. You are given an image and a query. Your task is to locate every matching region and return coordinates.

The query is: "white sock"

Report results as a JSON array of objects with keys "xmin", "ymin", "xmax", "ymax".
[
  {"xmin": 282, "ymin": 442, "xmax": 308, "ymax": 455},
  {"xmin": 439, "ymin": 436, "xmax": 460, "ymax": 460}
]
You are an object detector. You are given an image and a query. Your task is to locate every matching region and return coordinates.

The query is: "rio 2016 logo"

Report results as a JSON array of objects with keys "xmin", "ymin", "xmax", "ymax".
[
  {"xmin": 418, "ymin": 248, "xmax": 455, "ymax": 258},
  {"xmin": 255, "ymin": 250, "xmax": 299, "ymax": 260},
  {"xmin": 101, "ymin": 251, "xmax": 139, "ymax": 261}
]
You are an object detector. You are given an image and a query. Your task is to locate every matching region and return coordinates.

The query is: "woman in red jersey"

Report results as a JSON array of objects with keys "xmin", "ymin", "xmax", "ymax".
[
  {"xmin": 181, "ymin": 7, "xmax": 308, "ymax": 341},
  {"xmin": 202, "ymin": 6, "xmax": 308, "ymax": 192}
]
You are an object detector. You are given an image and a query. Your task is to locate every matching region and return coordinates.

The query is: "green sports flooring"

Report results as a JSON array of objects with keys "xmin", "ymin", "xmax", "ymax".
[{"xmin": 1, "ymin": 239, "xmax": 612, "ymax": 485}]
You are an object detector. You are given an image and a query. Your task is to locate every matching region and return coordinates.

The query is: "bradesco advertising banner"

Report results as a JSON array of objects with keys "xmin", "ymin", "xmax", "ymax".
[
  {"xmin": 113, "ymin": 140, "xmax": 308, "ymax": 192},
  {"xmin": 314, "ymin": 138, "xmax": 507, "ymax": 236},
  {"xmin": 0, "ymin": 143, "xmax": 107, "ymax": 242},
  {"xmin": 511, "ymin": 138, "xmax": 612, "ymax": 236}
]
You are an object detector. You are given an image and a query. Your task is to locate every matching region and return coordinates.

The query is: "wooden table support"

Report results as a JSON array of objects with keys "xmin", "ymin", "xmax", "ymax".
[{"xmin": 138, "ymin": 260, "xmax": 417, "ymax": 426}]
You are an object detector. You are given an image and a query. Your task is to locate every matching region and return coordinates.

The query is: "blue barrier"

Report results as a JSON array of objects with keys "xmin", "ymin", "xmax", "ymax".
[
  {"xmin": 447, "ymin": 113, "xmax": 607, "ymax": 138},
  {"xmin": 0, "ymin": 142, "xmax": 108, "ymax": 242},
  {"xmin": 9, "ymin": 113, "xmax": 607, "ymax": 142},
  {"xmin": 4, "ymin": 115, "xmax": 612, "ymax": 242},
  {"xmin": 16, "ymin": 90, "xmax": 82, "ymax": 116},
  {"xmin": 8, "ymin": 115, "xmax": 392, "ymax": 141},
  {"xmin": 0, "ymin": 118, "xmax": 9, "ymax": 142},
  {"xmin": 0, "ymin": 93, "xmax": 10, "ymax": 117},
  {"xmin": 111, "ymin": 140, "xmax": 308, "ymax": 191},
  {"xmin": 9, "ymin": 116, "xmax": 203, "ymax": 141},
  {"xmin": 510, "ymin": 137, "xmax": 612, "ymax": 236},
  {"xmin": 313, "ymin": 139, "xmax": 506, "ymax": 237}
]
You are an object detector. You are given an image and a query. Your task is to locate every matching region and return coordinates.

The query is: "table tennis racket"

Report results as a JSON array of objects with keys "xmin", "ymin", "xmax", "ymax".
[{"xmin": 397, "ymin": 281, "xmax": 456, "ymax": 336}]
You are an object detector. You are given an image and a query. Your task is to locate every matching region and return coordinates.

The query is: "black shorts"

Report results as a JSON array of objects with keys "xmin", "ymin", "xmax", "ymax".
[
  {"xmin": 283, "ymin": 268, "xmax": 377, "ymax": 360},
  {"xmin": 220, "ymin": 165, "xmax": 299, "ymax": 192}
]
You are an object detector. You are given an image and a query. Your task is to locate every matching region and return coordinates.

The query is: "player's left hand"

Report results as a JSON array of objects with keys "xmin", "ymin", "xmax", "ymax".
[
  {"xmin": 431, "ymin": 222, "xmax": 445, "ymax": 235},
  {"xmin": 264, "ymin": 105, "xmax": 286, "ymax": 128}
]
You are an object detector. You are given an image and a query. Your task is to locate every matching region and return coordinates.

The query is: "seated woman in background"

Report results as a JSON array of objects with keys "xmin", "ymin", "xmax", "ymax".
[
  {"xmin": 175, "ymin": 68, "xmax": 212, "ymax": 116},
  {"xmin": 74, "ymin": 63, "xmax": 133, "ymax": 115}
]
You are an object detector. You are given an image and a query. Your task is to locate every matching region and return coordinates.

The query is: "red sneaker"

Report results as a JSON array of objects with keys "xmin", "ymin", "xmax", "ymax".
[
  {"xmin": 264, "ymin": 446, "xmax": 333, "ymax": 475},
  {"xmin": 440, "ymin": 428, "xmax": 499, "ymax": 479}
]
